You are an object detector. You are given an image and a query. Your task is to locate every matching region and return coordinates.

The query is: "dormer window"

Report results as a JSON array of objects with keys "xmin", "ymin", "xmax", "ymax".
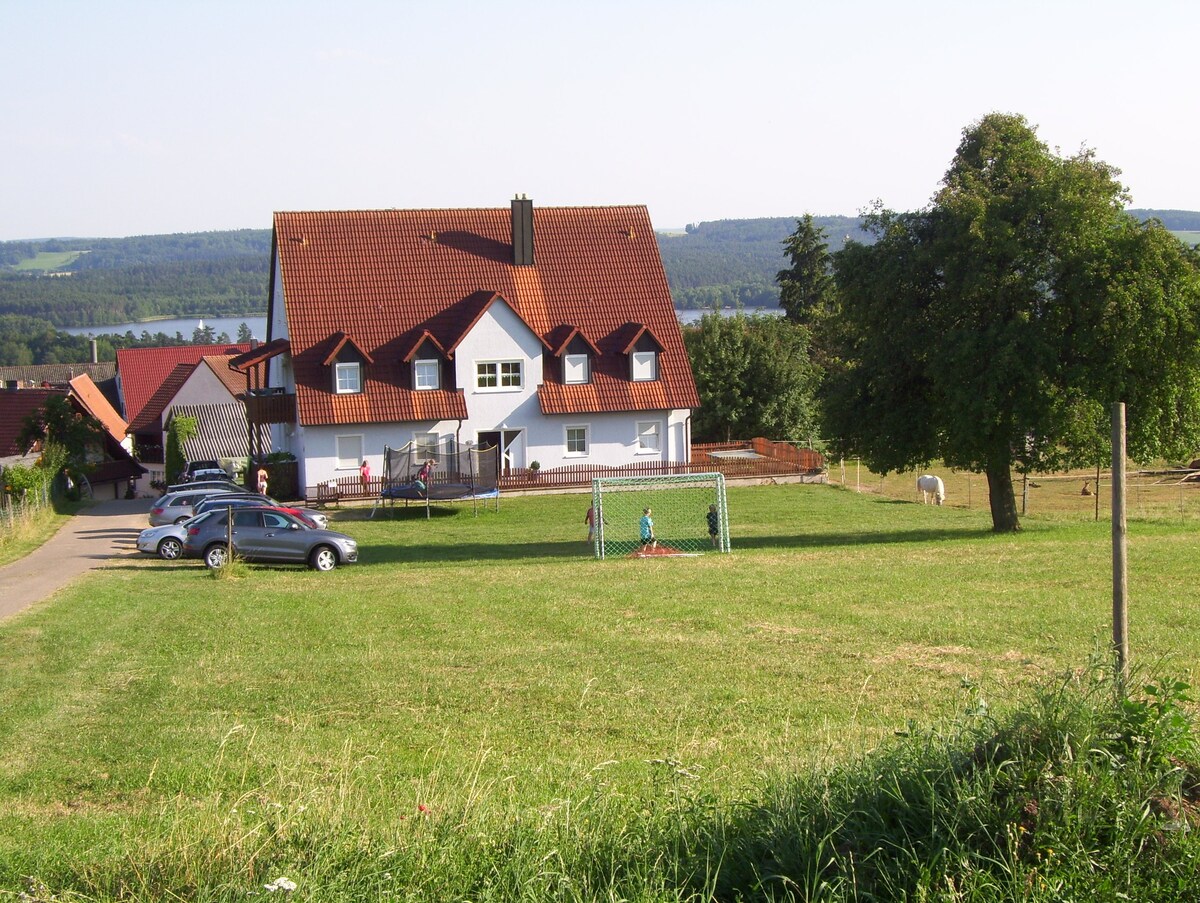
[
  {"xmin": 335, "ymin": 361, "xmax": 363, "ymax": 394},
  {"xmin": 564, "ymin": 353, "xmax": 590, "ymax": 385},
  {"xmin": 414, "ymin": 358, "xmax": 440, "ymax": 390},
  {"xmin": 323, "ymin": 331, "xmax": 373, "ymax": 395},
  {"xmin": 630, "ymin": 350, "xmax": 658, "ymax": 381}
]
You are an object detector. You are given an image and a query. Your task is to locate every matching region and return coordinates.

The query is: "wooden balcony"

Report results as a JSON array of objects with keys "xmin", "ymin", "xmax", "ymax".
[{"xmin": 246, "ymin": 392, "xmax": 296, "ymax": 424}]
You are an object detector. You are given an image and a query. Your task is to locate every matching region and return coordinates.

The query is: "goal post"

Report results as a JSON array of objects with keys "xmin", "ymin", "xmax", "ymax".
[{"xmin": 592, "ymin": 472, "xmax": 730, "ymax": 559}]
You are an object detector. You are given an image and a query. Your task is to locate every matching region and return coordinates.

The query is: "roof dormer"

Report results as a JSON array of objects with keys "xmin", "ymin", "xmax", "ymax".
[
  {"xmin": 548, "ymin": 325, "xmax": 601, "ymax": 385},
  {"xmin": 614, "ymin": 323, "xmax": 664, "ymax": 382},
  {"xmin": 322, "ymin": 332, "xmax": 374, "ymax": 395}
]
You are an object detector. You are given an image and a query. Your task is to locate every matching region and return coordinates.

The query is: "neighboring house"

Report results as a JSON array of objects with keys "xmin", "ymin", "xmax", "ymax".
[
  {"xmin": 232, "ymin": 198, "xmax": 700, "ymax": 490},
  {"xmin": 116, "ymin": 344, "xmax": 251, "ymax": 484},
  {"xmin": 0, "ymin": 378, "xmax": 144, "ymax": 498},
  {"xmin": 0, "ymin": 361, "xmax": 121, "ymax": 412},
  {"xmin": 168, "ymin": 401, "xmax": 271, "ymax": 468}
]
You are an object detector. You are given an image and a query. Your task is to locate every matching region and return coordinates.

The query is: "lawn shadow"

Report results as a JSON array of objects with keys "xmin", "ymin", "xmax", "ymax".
[{"xmin": 733, "ymin": 526, "xmax": 994, "ymax": 551}]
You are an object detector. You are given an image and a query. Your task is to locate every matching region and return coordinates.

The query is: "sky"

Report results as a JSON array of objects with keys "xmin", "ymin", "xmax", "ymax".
[{"xmin": 2, "ymin": 0, "xmax": 1197, "ymax": 241}]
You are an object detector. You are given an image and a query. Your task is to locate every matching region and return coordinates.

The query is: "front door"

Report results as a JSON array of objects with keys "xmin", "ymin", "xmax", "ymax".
[{"xmin": 476, "ymin": 429, "xmax": 524, "ymax": 475}]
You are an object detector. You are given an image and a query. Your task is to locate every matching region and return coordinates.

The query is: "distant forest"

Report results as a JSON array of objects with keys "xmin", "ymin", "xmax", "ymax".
[{"xmin": 0, "ymin": 210, "xmax": 1195, "ymax": 365}]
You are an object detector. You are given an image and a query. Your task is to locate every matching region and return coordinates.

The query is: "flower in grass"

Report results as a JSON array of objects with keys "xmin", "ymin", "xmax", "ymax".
[
  {"xmin": 264, "ymin": 877, "xmax": 297, "ymax": 893},
  {"xmin": 418, "ymin": 803, "xmax": 429, "ymax": 813}
]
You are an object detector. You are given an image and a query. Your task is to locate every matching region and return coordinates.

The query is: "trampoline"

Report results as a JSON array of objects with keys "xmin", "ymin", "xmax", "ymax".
[{"xmin": 371, "ymin": 440, "xmax": 500, "ymax": 518}]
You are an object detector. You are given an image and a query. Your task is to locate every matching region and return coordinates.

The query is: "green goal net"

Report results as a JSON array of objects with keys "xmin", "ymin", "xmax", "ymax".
[{"xmin": 591, "ymin": 472, "xmax": 730, "ymax": 559}]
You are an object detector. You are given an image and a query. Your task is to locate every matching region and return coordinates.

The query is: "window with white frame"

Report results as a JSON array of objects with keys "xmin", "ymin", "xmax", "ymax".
[
  {"xmin": 335, "ymin": 361, "xmax": 363, "ymax": 394},
  {"xmin": 630, "ymin": 351, "xmax": 658, "ymax": 381},
  {"xmin": 563, "ymin": 353, "xmax": 590, "ymax": 384},
  {"xmin": 636, "ymin": 421, "xmax": 661, "ymax": 454},
  {"xmin": 414, "ymin": 432, "xmax": 439, "ymax": 461},
  {"xmin": 336, "ymin": 434, "xmax": 364, "ymax": 470},
  {"xmin": 565, "ymin": 424, "xmax": 589, "ymax": 456},
  {"xmin": 476, "ymin": 360, "xmax": 523, "ymax": 390},
  {"xmin": 414, "ymin": 359, "xmax": 440, "ymax": 390}
]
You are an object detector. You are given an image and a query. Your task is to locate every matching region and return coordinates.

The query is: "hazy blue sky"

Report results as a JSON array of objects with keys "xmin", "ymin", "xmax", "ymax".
[{"xmin": 2, "ymin": 0, "xmax": 1195, "ymax": 240}]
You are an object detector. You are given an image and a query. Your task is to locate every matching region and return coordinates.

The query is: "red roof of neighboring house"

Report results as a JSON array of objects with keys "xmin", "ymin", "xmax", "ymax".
[
  {"xmin": 0, "ymin": 389, "xmax": 60, "ymax": 457},
  {"xmin": 116, "ymin": 343, "xmax": 251, "ymax": 426},
  {"xmin": 272, "ymin": 204, "xmax": 699, "ymax": 427},
  {"xmin": 68, "ymin": 374, "xmax": 128, "ymax": 444},
  {"xmin": 127, "ymin": 362, "xmax": 196, "ymax": 433}
]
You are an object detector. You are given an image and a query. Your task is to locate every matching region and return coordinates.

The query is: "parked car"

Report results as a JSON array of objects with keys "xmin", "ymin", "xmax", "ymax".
[
  {"xmin": 137, "ymin": 511, "xmax": 216, "ymax": 560},
  {"xmin": 179, "ymin": 459, "xmax": 220, "ymax": 478},
  {"xmin": 193, "ymin": 494, "xmax": 329, "ymax": 529},
  {"xmin": 183, "ymin": 507, "xmax": 358, "ymax": 571},
  {"xmin": 150, "ymin": 488, "xmax": 247, "ymax": 526},
  {"xmin": 166, "ymin": 479, "xmax": 246, "ymax": 495}
]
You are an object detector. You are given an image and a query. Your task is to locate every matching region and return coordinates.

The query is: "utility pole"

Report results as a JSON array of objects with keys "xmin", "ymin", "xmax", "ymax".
[{"xmin": 1112, "ymin": 403, "xmax": 1129, "ymax": 686}]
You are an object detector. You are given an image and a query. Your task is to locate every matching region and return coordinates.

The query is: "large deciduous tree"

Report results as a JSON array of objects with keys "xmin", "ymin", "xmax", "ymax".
[
  {"xmin": 826, "ymin": 113, "xmax": 1200, "ymax": 532},
  {"xmin": 685, "ymin": 312, "xmax": 820, "ymax": 443}
]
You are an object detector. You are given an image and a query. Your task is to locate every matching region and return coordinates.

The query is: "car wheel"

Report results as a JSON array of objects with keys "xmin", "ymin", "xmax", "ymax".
[
  {"xmin": 310, "ymin": 545, "xmax": 338, "ymax": 572},
  {"xmin": 158, "ymin": 537, "xmax": 183, "ymax": 560},
  {"xmin": 174, "ymin": 515, "xmax": 190, "ymax": 525},
  {"xmin": 204, "ymin": 544, "xmax": 230, "ymax": 569}
]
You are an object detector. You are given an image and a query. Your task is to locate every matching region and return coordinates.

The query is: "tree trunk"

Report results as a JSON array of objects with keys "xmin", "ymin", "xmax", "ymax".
[{"xmin": 986, "ymin": 464, "xmax": 1021, "ymax": 532}]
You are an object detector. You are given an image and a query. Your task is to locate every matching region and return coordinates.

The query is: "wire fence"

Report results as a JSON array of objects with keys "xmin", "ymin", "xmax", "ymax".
[
  {"xmin": 0, "ymin": 483, "xmax": 53, "ymax": 540},
  {"xmin": 830, "ymin": 458, "xmax": 1200, "ymax": 523}
]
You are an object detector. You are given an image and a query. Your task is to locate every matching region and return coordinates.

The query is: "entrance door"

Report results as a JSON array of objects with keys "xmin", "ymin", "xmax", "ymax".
[{"xmin": 476, "ymin": 429, "xmax": 524, "ymax": 476}]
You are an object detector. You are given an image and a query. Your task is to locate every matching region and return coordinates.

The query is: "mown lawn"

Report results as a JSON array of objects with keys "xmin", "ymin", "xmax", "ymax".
[{"xmin": 2, "ymin": 483, "xmax": 1198, "ymax": 900}]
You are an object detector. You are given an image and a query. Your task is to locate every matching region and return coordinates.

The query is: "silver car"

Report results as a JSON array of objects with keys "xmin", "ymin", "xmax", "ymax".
[
  {"xmin": 137, "ymin": 511, "xmax": 216, "ymax": 560},
  {"xmin": 192, "ymin": 494, "xmax": 329, "ymax": 529},
  {"xmin": 183, "ymin": 507, "xmax": 358, "ymax": 571},
  {"xmin": 149, "ymin": 488, "xmax": 242, "ymax": 526}
]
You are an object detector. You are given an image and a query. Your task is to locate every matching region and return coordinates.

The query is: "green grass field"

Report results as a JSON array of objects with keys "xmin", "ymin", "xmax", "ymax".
[
  {"xmin": 2, "ymin": 484, "xmax": 1198, "ymax": 900},
  {"xmin": 8, "ymin": 250, "xmax": 84, "ymax": 271}
]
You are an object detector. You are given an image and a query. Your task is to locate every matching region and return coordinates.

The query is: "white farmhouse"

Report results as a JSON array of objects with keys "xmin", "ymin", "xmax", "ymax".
[{"xmin": 232, "ymin": 198, "xmax": 700, "ymax": 491}]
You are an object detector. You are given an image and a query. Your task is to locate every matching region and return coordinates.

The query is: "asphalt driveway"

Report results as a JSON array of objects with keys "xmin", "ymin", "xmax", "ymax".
[{"xmin": 0, "ymin": 497, "xmax": 151, "ymax": 621}]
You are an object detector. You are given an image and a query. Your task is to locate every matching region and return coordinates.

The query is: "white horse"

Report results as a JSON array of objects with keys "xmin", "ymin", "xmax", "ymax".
[{"xmin": 917, "ymin": 474, "xmax": 945, "ymax": 506}]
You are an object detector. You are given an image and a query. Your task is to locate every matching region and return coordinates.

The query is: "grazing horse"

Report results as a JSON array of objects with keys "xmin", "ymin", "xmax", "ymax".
[{"xmin": 917, "ymin": 474, "xmax": 945, "ymax": 506}]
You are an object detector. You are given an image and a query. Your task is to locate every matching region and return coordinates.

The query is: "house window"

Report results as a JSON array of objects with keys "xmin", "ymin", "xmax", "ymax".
[
  {"xmin": 564, "ymin": 353, "xmax": 590, "ymax": 385},
  {"xmin": 414, "ymin": 359, "xmax": 440, "ymax": 390},
  {"xmin": 414, "ymin": 432, "xmax": 439, "ymax": 461},
  {"xmin": 565, "ymin": 425, "xmax": 589, "ymax": 457},
  {"xmin": 631, "ymin": 351, "xmax": 658, "ymax": 381},
  {"xmin": 336, "ymin": 434, "xmax": 364, "ymax": 470},
  {"xmin": 335, "ymin": 361, "xmax": 363, "ymax": 394},
  {"xmin": 477, "ymin": 360, "xmax": 523, "ymax": 390},
  {"xmin": 636, "ymin": 421, "xmax": 661, "ymax": 454}
]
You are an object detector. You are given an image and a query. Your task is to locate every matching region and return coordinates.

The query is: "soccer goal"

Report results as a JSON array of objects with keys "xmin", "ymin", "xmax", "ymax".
[{"xmin": 592, "ymin": 472, "xmax": 730, "ymax": 559}]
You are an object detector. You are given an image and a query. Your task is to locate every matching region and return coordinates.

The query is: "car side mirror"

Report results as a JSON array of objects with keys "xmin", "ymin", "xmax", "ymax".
[{"xmin": 289, "ymin": 522, "xmax": 301, "ymax": 530}]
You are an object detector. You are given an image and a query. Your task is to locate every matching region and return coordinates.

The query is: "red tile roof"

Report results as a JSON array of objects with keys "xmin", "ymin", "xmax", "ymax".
[
  {"xmin": 68, "ymin": 374, "xmax": 128, "ymax": 443},
  {"xmin": 272, "ymin": 205, "xmax": 698, "ymax": 426},
  {"xmin": 127, "ymin": 362, "xmax": 196, "ymax": 433},
  {"xmin": 0, "ymin": 389, "xmax": 60, "ymax": 457},
  {"xmin": 116, "ymin": 343, "xmax": 252, "ymax": 426}
]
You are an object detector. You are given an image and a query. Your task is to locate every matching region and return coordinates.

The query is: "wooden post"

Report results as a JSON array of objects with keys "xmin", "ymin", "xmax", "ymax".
[
  {"xmin": 1095, "ymin": 463, "xmax": 1101, "ymax": 522},
  {"xmin": 1112, "ymin": 403, "xmax": 1129, "ymax": 686},
  {"xmin": 1021, "ymin": 471, "xmax": 1028, "ymax": 516}
]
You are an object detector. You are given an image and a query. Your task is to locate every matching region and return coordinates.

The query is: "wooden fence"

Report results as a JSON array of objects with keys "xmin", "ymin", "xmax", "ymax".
[{"xmin": 306, "ymin": 440, "xmax": 825, "ymax": 503}]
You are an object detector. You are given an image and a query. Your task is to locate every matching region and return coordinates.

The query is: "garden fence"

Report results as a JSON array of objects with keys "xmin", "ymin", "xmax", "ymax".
[{"xmin": 0, "ymin": 483, "xmax": 52, "ymax": 539}]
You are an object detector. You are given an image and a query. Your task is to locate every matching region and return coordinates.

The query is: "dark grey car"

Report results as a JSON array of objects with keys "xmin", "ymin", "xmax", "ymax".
[{"xmin": 183, "ymin": 508, "xmax": 358, "ymax": 571}]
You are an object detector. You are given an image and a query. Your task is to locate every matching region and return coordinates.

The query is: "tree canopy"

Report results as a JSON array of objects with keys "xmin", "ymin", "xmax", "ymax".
[
  {"xmin": 825, "ymin": 113, "xmax": 1200, "ymax": 532},
  {"xmin": 684, "ymin": 312, "xmax": 820, "ymax": 444}
]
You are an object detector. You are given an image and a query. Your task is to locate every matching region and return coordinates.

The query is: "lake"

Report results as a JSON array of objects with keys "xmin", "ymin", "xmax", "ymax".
[
  {"xmin": 61, "ymin": 315, "xmax": 269, "ymax": 340},
  {"xmin": 61, "ymin": 307, "xmax": 782, "ymax": 338}
]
